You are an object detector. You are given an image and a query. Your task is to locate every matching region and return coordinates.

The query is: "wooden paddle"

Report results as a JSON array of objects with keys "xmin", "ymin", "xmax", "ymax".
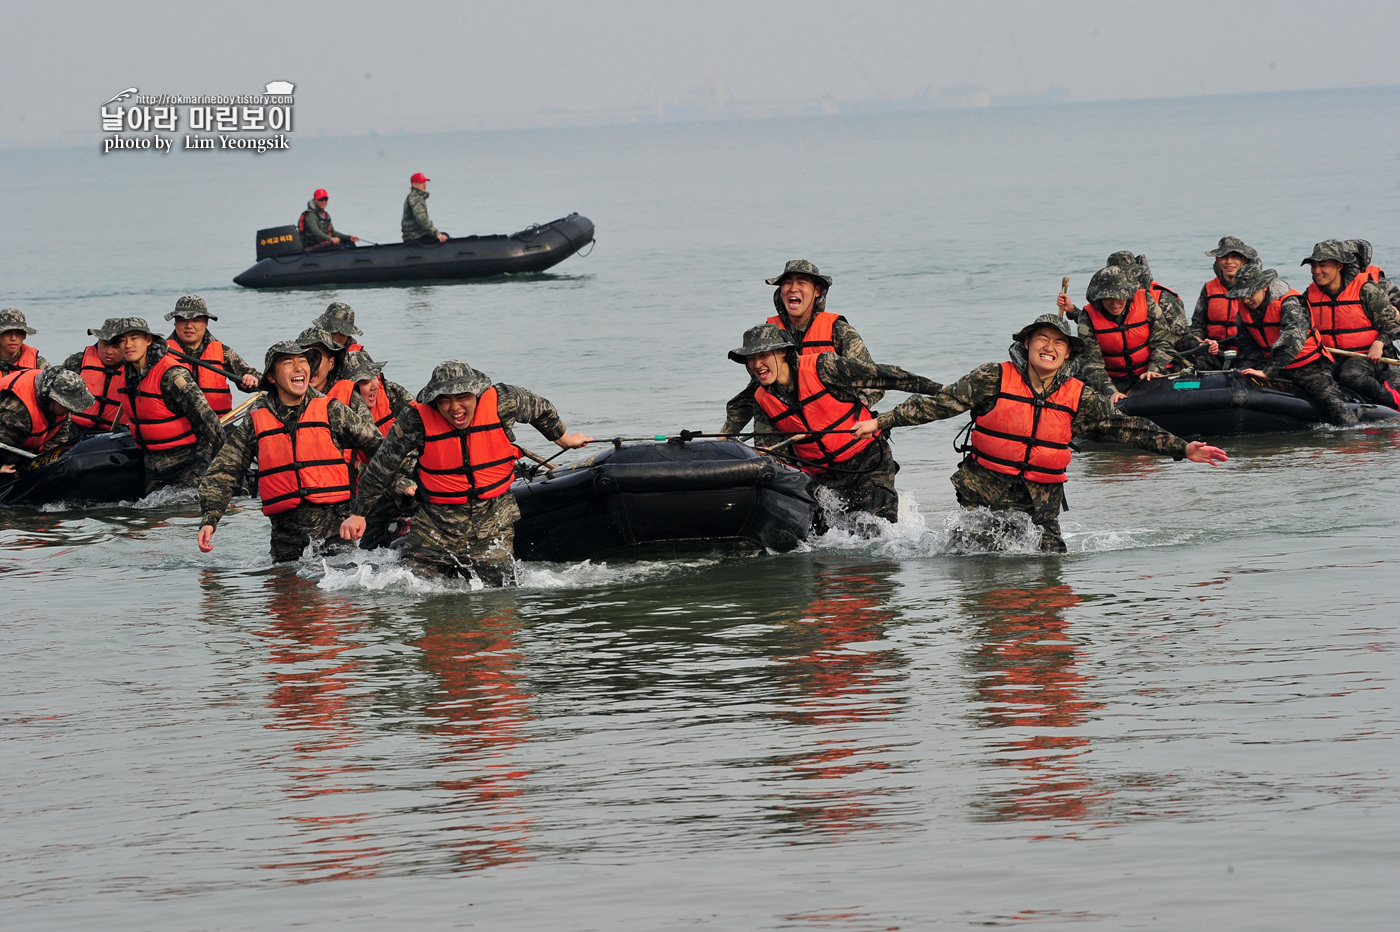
[
  {"xmin": 1058, "ymin": 277, "xmax": 1069, "ymax": 317},
  {"xmin": 1326, "ymin": 346, "xmax": 1400, "ymax": 366},
  {"xmin": 220, "ymin": 394, "xmax": 262, "ymax": 425},
  {"xmin": 0, "ymin": 440, "xmax": 38, "ymax": 460}
]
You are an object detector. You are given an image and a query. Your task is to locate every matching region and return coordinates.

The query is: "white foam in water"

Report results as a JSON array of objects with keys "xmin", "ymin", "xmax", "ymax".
[{"xmin": 133, "ymin": 485, "xmax": 198, "ymax": 509}]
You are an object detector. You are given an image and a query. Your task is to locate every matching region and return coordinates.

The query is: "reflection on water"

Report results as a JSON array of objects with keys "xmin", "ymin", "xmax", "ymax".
[
  {"xmin": 252, "ymin": 571, "xmax": 383, "ymax": 880},
  {"xmin": 411, "ymin": 604, "xmax": 534, "ymax": 871},
  {"xmin": 767, "ymin": 557, "xmax": 907, "ymax": 839},
  {"xmin": 956, "ymin": 563, "xmax": 1106, "ymax": 829}
]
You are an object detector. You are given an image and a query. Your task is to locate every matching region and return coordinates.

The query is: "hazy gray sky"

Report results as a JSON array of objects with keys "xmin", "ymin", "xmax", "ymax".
[{"xmin": 3, "ymin": 0, "xmax": 1397, "ymax": 146}]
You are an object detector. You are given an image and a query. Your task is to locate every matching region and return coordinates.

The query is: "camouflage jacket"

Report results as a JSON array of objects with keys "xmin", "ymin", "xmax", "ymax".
[
  {"xmin": 122, "ymin": 339, "xmax": 225, "ymax": 465},
  {"xmin": 0, "ymin": 350, "xmax": 49, "ymax": 375},
  {"xmin": 0, "ymin": 393, "xmax": 78, "ymax": 465},
  {"xmin": 722, "ymin": 312, "xmax": 882, "ymax": 434},
  {"xmin": 300, "ymin": 201, "xmax": 350, "ymax": 246},
  {"xmin": 401, "ymin": 188, "xmax": 439, "ymax": 241},
  {"xmin": 1152, "ymin": 284, "xmax": 1191, "ymax": 346},
  {"xmin": 1069, "ymin": 293, "xmax": 1174, "ymax": 393},
  {"xmin": 1300, "ymin": 269, "xmax": 1400, "ymax": 346},
  {"xmin": 1234, "ymin": 280, "xmax": 1317, "ymax": 377},
  {"xmin": 198, "ymin": 390, "xmax": 384, "ymax": 528},
  {"xmin": 351, "ymin": 383, "xmax": 566, "ymax": 516},
  {"xmin": 168, "ymin": 331, "xmax": 261, "ymax": 381},
  {"xmin": 885, "ymin": 343, "xmax": 1190, "ymax": 459},
  {"xmin": 747, "ymin": 353, "xmax": 943, "ymax": 444},
  {"xmin": 380, "ymin": 377, "xmax": 414, "ymax": 419}
]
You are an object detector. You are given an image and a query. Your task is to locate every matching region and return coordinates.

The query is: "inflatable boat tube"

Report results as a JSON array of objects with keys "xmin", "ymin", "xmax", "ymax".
[
  {"xmin": 511, "ymin": 439, "xmax": 815, "ymax": 562},
  {"xmin": 1107, "ymin": 370, "xmax": 1399, "ymax": 438},
  {"xmin": 234, "ymin": 213, "xmax": 594, "ymax": 289},
  {"xmin": 0, "ymin": 430, "xmax": 143, "ymax": 506}
]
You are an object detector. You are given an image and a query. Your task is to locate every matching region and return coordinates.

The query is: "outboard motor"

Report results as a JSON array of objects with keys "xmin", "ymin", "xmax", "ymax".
[{"xmin": 255, "ymin": 225, "xmax": 304, "ymax": 260}]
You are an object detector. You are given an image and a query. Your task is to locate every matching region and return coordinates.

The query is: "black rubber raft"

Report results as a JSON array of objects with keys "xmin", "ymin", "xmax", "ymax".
[
  {"xmin": 0, "ymin": 435, "xmax": 817, "ymax": 562},
  {"xmin": 233, "ymin": 213, "xmax": 594, "ymax": 289},
  {"xmin": 1107, "ymin": 370, "xmax": 1399, "ymax": 438}
]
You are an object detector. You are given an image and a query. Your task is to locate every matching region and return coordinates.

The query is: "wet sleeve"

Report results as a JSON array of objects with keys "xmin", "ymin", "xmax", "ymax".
[
  {"xmin": 197, "ymin": 416, "xmax": 257, "ymax": 528},
  {"xmin": 1263, "ymin": 296, "xmax": 1313, "ymax": 378},
  {"xmin": 328, "ymin": 398, "xmax": 383, "ymax": 460},
  {"xmin": 1072, "ymin": 384, "xmax": 1188, "ymax": 458},
  {"xmin": 1144, "ymin": 295, "xmax": 1174, "ymax": 374},
  {"xmin": 721, "ymin": 379, "xmax": 758, "ymax": 435},
  {"xmin": 750, "ymin": 407, "xmax": 782, "ymax": 448},
  {"xmin": 832, "ymin": 317, "xmax": 884, "ymax": 409},
  {"xmin": 352, "ymin": 406, "xmax": 426, "ymax": 516},
  {"xmin": 221, "ymin": 345, "xmax": 261, "ymax": 381},
  {"xmin": 820, "ymin": 354, "xmax": 944, "ymax": 398},
  {"xmin": 165, "ymin": 367, "xmax": 225, "ymax": 464},
  {"xmin": 495, "ymin": 384, "xmax": 566, "ymax": 443},
  {"xmin": 1360, "ymin": 282, "xmax": 1400, "ymax": 344},
  {"xmin": 879, "ymin": 363, "xmax": 1000, "ymax": 430}
]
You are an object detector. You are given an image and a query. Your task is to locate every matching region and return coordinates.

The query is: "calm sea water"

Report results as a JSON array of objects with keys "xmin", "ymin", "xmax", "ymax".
[{"xmin": 2, "ymin": 88, "xmax": 1398, "ymax": 929}]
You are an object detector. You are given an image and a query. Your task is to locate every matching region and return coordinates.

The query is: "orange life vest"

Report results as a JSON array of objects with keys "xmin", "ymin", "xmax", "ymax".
[
  {"xmin": 1201, "ymin": 277, "xmax": 1240, "ymax": 342},
  {"xmin": 2, "ymin": 344, "xmax": 40, "ymax": 371},
  {"xmin": 1305, "ymin": 266, "xmax": 1384, "ymax": 352},
  {"xmin": 412, "ymin": 388, "xmax": 521, "ymax": 504},
  {"xmin": 1082, "ymin": 290, "xmax": 1152, "ymax": 380},
  {"xmin": 71, "ymin": 344, "xmax": 126, "ymax": 430},
  {"xmin": 171, "ymin": 339, "xmax": 232, "ymax": 415},
  {"xmin": 251, "ymin": 396, "xmax": 353, "ymax": 515},
  {"xmin": 1238, "ymin": 289, "xmax": 1328, "ymax": 370},
  {"xmin": 325, "ymin": 378, "xmax": 356, "ymax": 406},
  {"xmin": 346, "ymin": 342, "xmax": 364, "ymax": 353},
  {"xmin": 353, "ymin": 377, "xmax": 397, "ymax": 466},
  {"xmin": 1149, "ymin": 282, "xmax": 1179, "ymax": 307},
  {"xmin": 969, "ymin": 362, "xmax": 1083, "ymax": 485},
  {"xmin": 122, "ymin": 353, "xmax": 198, "ymax": 451},
  {"xmin": 0, "ymin": 369, "xmax": 63, "ymax": 451},
  {"xmin": 753, "ymin": 353, "xmax": 877, "ymax": 474},
  {"xmin": 767, "ymin": 311, "xmax": 838, "ymax": 356}
]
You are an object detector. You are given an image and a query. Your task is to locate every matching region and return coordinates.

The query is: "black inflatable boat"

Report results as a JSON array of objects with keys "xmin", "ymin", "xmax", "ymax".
[
  {"xmin": 0, "ymin": 431, "xmax": 144, "ymax": 506},
  {"xmin": 1106, "ymin": 370, "xmax": 1399, "ymax": 438},
  {"xmin": 511, "ymin": 439, "xmax": 815, "ymax": 561},
  {"xmin": 233, "ymin": 213, "xmax": 594, "ymax": 289}
]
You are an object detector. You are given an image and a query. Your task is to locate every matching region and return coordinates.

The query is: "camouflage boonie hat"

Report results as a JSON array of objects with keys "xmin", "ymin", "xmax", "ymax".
[
  {"xmin": 0, "ymin": 308, "xmax": 37, "ymax": 335},
  {"xmin": 416, "ymin": 361, "xmax": 492, "ymax": 404},
  {"xmin": 1206, "ymin": 236, "xmax": 1259, "ymax": 262},
  {"xmin": 1105, "ymin": 250, "xmax": 1137, "ymax": 270},
  {"xmin": 86, "ymin": 318, "xmax": 128, "ymax": 341},
  {"xmin": 341, "ymin": 350, "xmax": 384, "ymax": 384},
  {"xmin": 728, "ymin": 323, "xmax": 796, "ymax": 364},
  {"xmin": 259, "ymin": 340, "xmax": 309, "ymax": 392},
  {"xmin": 1301, "ymin": 240, "xmax": 1348, "ymax": 267},
  {"xmin": 313, "ymin": 301, "xmax": 362, "ymax": 336},
  {"xmin": 106, "ymin": 317, "xmax": 158, "ymax": 339},
  {"xmin": 1085, "ymin": 265, "xmax": 1139, "ymax": 303},
  {"xmin": 164, "ymin": 294, "xmax": 217, "ymax": 322},
  {"xmin": 1013, "ymin": 314, "xmax": 1085, "ymax": 357},
  {"xmin": 296, "ymin": 325, "xmax": 343, "ymax": 353},
  {"xmin": 765, "ymin": 259, "xmax": 832, "ymax": 288},
  {"xmin": 35, "ymin": 368, "xmax": 96, "ymax": 414},
  {"xmin": 1225, "ymin": 265, "xmax": 1279, "ymax": 300}
]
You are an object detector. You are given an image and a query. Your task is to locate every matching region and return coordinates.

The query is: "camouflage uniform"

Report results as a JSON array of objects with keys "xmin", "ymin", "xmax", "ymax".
[
  {"xmin": 199, "ymin": 388, "xmax": 384, "ymax": 562},
  {"xmin": 401, "ymin": 188, "xmax": 440, "ymax": 243},
  {"xmin": 0, "ymin": 308, "xmax": 48, "ymax": 374},
  {"xmin": 743, "ymin": 342, "xmax": 944, "ymax": 524},
  {"xmin": 1107, "ymin": 250, "xmax": 1191, "ymax": 350},
  {"xmin": 885, "ymin": 319, "xmax": 1192, "ymax": 552},
  {"xmin": 1069, "ymin": 265, "xmax": 1175, "ymax": 395},
  {"xmin": 352, "ymin": 368, "xmax": 567, "ymax": 585},
  {"xmin": 1298, "ymin": 242, "xmax": 1400, "ymax": 407},
  {"xmin": 119, "ymin": 332, "xmax": 226, "ymax": 493},
  {"xmin": 341, "ymin": 350, "xmax": 418, "ymax": 550},
  {"xmin": 0, "ymin": 369, "xmax": 92, "ymax": 466},
  {"xmin": 722, "ymin": 260, "xmax": 883, "ymax": 435},
  {"xmin": 300, "ymin": 200, "xmax": 354, "ymax": 248}
]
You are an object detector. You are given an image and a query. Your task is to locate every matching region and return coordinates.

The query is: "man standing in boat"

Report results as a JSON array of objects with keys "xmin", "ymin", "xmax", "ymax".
[
  {"xmin": 197, "ymin": 341, "xmax": 385, "ymax": 562},
  {"xmin": 732, "ymin": 324, "xmax": 943, "ymax": 525},
  {"xmin": 402, "ymin": 172, "xmax": 448, "ymax": 245},
  {"xmin": 721, "ymin": 260, "xmax": 882, "ymax": 435},
  {"xmin": 1188, "ymin": 237, "xmax": 1259, "ymax": 370},
  {"xmin": 1056, "ymin": 265, "xmax": 1174, "ymax": 404},
  {"xmin": 0, "ymin": 309, "xmax": 49, "ymax": 375},
  {"xmin": 339, "ymin": 361, "xmax": 592, "ymax": 584},
  {"xmin": 110, "ymin": 318, "xmax": 225, "ymax": 494},
  {"xmin": 299, "ymin": 189, "xmax": 359, "ymax": 250},
  {"xmin": 1230, "ymin": 264, "xmax": 1359, "ymax": 425},
  {"xmin": 1299, "ymin": 240, "xmax": 1400, "ymax": 409},
  {"xmin": 165, "ymin": 295, "xmax": 261, "ymax": 417},
  {"xmin": 60, "ymin": 319, "xmax": 128, "ymax": 432},
  {"xmin": 0, "ymin": 368, "xmax": 93, "ymax": 473},
  {"xmin": 851, "ymin": 314, "xmax": 1227, "ymax": 552}
]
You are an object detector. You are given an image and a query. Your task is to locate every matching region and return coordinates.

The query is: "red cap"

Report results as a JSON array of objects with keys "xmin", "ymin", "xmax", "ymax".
[
  {"xmin": 313, "ymin": 189, "xmax": 329, "ymax": 200},
  {"xmin": 410, "ymin": 172, "xmax": 430, "ymax": 184}
]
